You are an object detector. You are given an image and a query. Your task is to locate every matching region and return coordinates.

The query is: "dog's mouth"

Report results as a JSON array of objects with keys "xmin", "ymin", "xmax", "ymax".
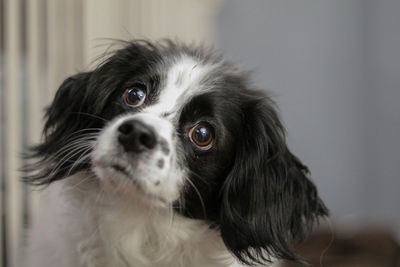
[
  {"xmin": 92, "ymin": 159, "xmax": 168, "ymax": 205},
  {"xmin": 95, "ymin": 160, "xmax": 138, "ymax": 187},
  {"xmin": 111, "ymin": 164, "xmax": 130, "ymax": 177},
  {"xmin": 109, "ymin": 163, "xmax": 144, "ymax": 191}
]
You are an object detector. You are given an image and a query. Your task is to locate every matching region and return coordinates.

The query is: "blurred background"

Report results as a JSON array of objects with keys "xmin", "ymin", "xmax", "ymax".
[{"xmin": 1, "ymin": 0, "xmax": 399, "ymax": 266}]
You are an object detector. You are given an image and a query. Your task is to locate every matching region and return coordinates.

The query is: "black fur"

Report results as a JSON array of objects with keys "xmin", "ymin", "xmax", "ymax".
[
  {"xmin": 219, "ymin": 95, "xmax": 327, "ymax": 264},
  {"xmin": 178, "ymin": 83, "xmax": 327, "ymax": 265},
  {"xmin": 24, "ymin": 40, "xmax": 327, "ymax": 265}
]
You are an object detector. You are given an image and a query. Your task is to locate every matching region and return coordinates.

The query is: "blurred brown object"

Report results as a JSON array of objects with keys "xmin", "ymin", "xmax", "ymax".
[{"xmin": 282, "ymin": 227, "xmax": 400, "ymax": 267}]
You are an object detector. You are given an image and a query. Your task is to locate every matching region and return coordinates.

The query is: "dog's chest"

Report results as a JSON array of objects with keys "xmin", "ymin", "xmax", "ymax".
[{"xmin": 77, "ymin": 196, "xmax": 233, "ymax": 267}]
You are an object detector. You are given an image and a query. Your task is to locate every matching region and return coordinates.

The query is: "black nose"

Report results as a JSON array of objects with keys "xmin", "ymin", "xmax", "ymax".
[{"xmin": 118, "ymin": 119, "xmax": 157, "ymax": 152}]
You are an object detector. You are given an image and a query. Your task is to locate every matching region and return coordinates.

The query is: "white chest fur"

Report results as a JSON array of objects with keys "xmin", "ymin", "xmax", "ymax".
[{"xmin": 24, "ymin": 174, "xmax": 240, "ymax": 267}]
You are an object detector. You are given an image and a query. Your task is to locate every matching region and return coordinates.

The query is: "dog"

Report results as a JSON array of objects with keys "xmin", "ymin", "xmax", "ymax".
[{"xmin": 24, "ymin": 40, "xmax": 328, "ymax": 267}]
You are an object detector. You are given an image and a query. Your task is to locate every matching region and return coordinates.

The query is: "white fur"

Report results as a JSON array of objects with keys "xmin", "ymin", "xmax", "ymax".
[
  {"xmin": 92, "ymin": 113, "xmax": 182, "ymax": 206},
  {"xmin": 24, "ymin": 173, "xmax": 240, "ymax": 267},
  {"xmin": 146, "ymin": 56, "xmax": 214, "ymax": 117},
  {"xmin": 24, "ymin": 56, "xmax": 281, "ymax": 267}
]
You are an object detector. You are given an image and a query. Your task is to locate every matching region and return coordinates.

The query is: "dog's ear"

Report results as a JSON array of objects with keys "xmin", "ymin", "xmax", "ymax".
[
  {"xmin": 24, "ymin": 72, "xmax": 99, "ymax": 185},
  {"xmin": 219, "ymin": 93, "xmax": 328, "ymax": 265},
  {"xmin": 43, "ymin": 72, "xmax": 93, "ymax": 136}
]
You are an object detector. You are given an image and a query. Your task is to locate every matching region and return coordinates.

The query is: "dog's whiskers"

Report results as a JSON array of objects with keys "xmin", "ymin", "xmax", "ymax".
[
  {"xmin": 48, "ymin": 144, "xmax": 92, "ymax": 176},
  {"xmin": 49, "ymin": 132, "xmax": 98, "ymax": 157},
  {"xmin": 184, "ymin": 176, "xmax": 207, "ymax": 219},
  {"xmin": 45, "ymin": 131, "xmax": 99, "ymax": 178},
  {"xmin": 187, "ymin": 169, "xmax": 210, "ymax": 186},
  {"xmin": 66, "ymin": 172, "xmax": 97, "ymax": 194},
  {"xmin": 46, "ymin": 136, "xmax": 97, "ymax": 181},
  {"xmin": 49, "ymin": 141, "xmax": 93, "ymax": 162},
  {"xmin": 55, "ymin": 128, "xmax": 101, "ymax": 144},
  {"xmin": 66, "ymin": 150, "xmax": 93, "ymax": 178},
  {"xmin": 71, "ymin": 112, "xmax": 108, "ymax": 123}
]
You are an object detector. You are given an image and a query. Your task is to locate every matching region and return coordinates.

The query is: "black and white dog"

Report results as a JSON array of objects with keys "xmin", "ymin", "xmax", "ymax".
[{"xmin": 24, "ymin": 40, "xmax": 327, "ymax": 267}]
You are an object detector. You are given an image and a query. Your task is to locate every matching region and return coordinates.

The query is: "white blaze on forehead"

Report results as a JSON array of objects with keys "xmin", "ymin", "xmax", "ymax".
[{"xmin": 144, "ymin": 55, "xmax": 212, "ymax": 116}]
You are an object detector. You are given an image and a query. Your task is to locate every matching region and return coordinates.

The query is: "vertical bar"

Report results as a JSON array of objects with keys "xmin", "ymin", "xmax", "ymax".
[
  {"xmin": 47, "ymin": 0, "xmax": 69, "ymax": 94},
  {"xmin": 26, "ymin": 0, "xmax": 43, "ymax": 229},
  {"xmin": 82, "ymin": 0, "xmax": 132, "ymax": 66},
  {"xmin": 126, "ymin": 0, "xmax": 142, "ymax": 38},
  {"xmin": 20, "ymin": 0, "xmax": 30, "ymax": 247},
  {"xmin": 64, "ymin": 0, "xmax": 74, "ymax": 74},
  {"xmin": 4, "ymin": 0, "xmax": 23, "ymax": 265},
  {"xmin": 40, "ymin": 0, "xmax": 49, "ymax": 109},
  {"xmin": 64, "ymin": 0, "xmax": 84, "ymax": 74},
  {"xmin": 71, "ymin": 0, "xmax": 84, "ymax": 71},
  {"xmin": 0, "ymin": 0, "xmax": 8, "ymax": 265},
  {"xmin": 140, "ymin": 0, "xmax": 154, "ymax": 40}
]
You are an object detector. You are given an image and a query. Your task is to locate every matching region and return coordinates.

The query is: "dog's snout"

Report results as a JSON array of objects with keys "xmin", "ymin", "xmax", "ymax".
[{"xmin": 118, "ymin": 119, "xmax": 157, "ymax": 152}]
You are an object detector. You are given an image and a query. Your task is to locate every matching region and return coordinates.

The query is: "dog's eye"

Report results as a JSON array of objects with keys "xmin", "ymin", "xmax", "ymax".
[
  {"xmin": 124, "ymin": 84, "xmax": 147, "ymax": 107},
  {"xmin": 189, "ymin": 124, "xmax": 214, "ymax": 150}
]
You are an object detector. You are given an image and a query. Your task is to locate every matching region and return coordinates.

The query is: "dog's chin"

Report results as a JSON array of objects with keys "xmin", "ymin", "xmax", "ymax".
[{"xmin": 92, "ymin": 160, "xmax": 170, "ymax": 208}]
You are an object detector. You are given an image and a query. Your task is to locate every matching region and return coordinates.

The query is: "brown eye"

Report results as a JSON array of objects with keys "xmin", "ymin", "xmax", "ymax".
[
  {"xmin": 189, "ymin": 124, "xmax": 214, "ymax": 149},
  {"xmin": 124, "ymin": 83, "xmax": 147, "ymax": 107}
]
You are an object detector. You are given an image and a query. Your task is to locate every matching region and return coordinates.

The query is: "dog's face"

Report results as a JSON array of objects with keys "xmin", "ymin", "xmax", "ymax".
[
  {"xmin": 26, "ymin": 41, "xmax": 327, "ymax": 265},
  {"xmin": 91, "ymin": 55, "xmax": 238, "ymax": 209}
]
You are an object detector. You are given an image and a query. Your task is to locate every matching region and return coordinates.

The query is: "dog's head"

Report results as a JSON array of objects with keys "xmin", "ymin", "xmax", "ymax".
[{"xmin": 26, "ymin": 40, "xmax": 327, "ymax": 265}]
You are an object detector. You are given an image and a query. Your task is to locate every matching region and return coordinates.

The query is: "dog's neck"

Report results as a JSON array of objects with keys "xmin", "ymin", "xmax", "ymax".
[{"xmin": 63, "ymin": 172, "xmax": 234, "ymax": 267}]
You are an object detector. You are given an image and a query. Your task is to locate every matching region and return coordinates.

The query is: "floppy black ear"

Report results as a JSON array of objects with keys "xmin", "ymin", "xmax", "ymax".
[
  {"xmin": 24, "ymin": 72, "xmax": 101, "ymax": 185},
  {"xmin": 219, "ymin": 94, "xmax": 328, "ymax": 265}
]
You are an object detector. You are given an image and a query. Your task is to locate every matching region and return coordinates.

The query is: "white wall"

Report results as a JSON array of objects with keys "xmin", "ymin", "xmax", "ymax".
[
  {"xmin": 83, "ymin": 0, "xmax": 223, "ymax": 66},
  {"xmin": 216, "ymin": 0, "xmax": 400, "ymax": 227},
  {"xmin": 364, "ymin": 0, "xmax": 400, "ymax": 222}
]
